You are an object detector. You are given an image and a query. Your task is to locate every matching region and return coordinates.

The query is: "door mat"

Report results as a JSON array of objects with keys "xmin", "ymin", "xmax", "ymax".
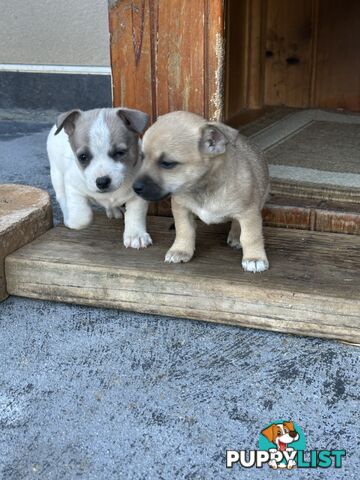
[{"xmin": 244, "ymin": 110, "xmax": 360, "ymax": 203}]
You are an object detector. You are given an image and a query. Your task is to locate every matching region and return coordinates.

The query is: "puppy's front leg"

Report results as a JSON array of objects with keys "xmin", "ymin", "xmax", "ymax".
[
  {"xmin": 50, "ymin": 165, "xmax": 68, "ymax": 223},
  {"xmin": 65, "ymin": 187, "xmax": 93, "ymax": 230},
  {"xmin": 165, "ymin": 198, "xmax": 196, "ymax": 263},
  {"xmin": 237, "ymin": 209, "xmax": 269, "ymax": 273},
  {"xmin": 123, "ymin": 196, "xmax": 152, "ymax": 249}
]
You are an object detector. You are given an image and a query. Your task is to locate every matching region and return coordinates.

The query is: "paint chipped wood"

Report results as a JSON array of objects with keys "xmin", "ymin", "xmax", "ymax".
[{"xmin": 109, "ymin": 0, "xmax": 225, "ymax": 122}]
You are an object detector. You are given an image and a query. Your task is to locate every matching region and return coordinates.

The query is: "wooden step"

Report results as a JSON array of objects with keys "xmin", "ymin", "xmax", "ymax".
[
  {"xmin": 0, "ymin": 184, "xmax": 52, "ymax": 301},
  {"xmin": 5, "ymin": 215, "xmax": 360, "ymax": 343},
  {"xmin": 151, "ymin": 195, "xmax": 360, "ymax": 235}
]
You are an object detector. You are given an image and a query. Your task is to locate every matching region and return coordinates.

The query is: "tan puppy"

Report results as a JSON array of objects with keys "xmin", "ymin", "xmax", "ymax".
[{"xmin": 133, "ymin": 111, "xmax": 269, "ymax": 272}]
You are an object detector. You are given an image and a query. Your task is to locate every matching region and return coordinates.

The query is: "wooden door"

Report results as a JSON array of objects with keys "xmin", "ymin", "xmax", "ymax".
[
  {"xmin": 225, "ymin": 0, "xmax": 360, "ymax": 116},
  {"xmin": 109, "ymin": 0, "xmax": 225, "ymax": 123}
]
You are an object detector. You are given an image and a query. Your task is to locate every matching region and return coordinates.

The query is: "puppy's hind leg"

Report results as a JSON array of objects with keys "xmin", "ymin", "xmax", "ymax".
[
  {"xmin": 106, "ymin": 206, "xmax": 124, "ymax": 219},
  {"xmin": 227, "ymin": 219, "xmax": 241, "ymax": 249},
  {"xmin": 237, "ymin": 209, "xmax": 269, "ymax": 273}
]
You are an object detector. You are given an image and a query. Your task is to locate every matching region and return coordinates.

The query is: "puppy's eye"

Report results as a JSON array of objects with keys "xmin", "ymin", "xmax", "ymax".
[
  {"xmin": 113, "ymin": 149, "xmax": 127, "ymax": 160},
  {"xmin": 159, "ymin": 160, "xmax": 179, "ymax": 169},
  {"xmin": 78, "ymin": 153, "xmax": 89, "ymax": 164}
]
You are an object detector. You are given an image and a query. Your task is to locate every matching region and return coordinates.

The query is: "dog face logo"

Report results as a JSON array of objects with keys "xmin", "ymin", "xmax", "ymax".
[
  {"xmin": 227, "ymin": 421, "xmax": 345, "ymax": 470},
  {"xmin": 259, "ymin": 420, "xmax": 303, "ymax": 469},
  {"xmin": 261, "ymin": 421, "xmax": 299, "ymax": 452}
]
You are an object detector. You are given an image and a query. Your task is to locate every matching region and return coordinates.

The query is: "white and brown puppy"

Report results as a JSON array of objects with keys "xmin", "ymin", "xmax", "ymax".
[
  {"xmin": 261, "ymin": 421, "xmax": 299, "ymax": 469},
  {"xmin": 133, "ymin": 111, "xmax": 269, "ymax": 271},
  {"xmin": 47, "ymin": 108, "xmax": 152, "ymax": 249}
]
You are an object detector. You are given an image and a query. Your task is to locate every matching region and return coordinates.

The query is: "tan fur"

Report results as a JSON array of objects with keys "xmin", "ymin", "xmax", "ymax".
[
  {"xmin": 137, "ymin": 111, "xmax": 270, "ymax": 272},
  {"xmin": 283, "ymin": 421, "xmax": 296, "ymax": 433},
  {"xmin": 261, "ymin": 424, "xmax": 279, "ymax": 444}
]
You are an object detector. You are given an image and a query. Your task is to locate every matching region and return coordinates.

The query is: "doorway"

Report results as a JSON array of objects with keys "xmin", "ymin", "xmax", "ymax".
[{"xmin": 225, "ymin": 0, "xmax": 360, "ymax": 205}]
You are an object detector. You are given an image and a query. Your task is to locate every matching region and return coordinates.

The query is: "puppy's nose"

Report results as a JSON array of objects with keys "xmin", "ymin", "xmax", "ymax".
[
  {"xmin": 133, "ymin": 179, "xmax": 145, "ymax": 195},
  {"xmin": 96, "ymin": 176, "xmax": 111, "ymax": 190},
  {"xmin": 289, "ymin": 431, "xmax": 298, "ymax": 438},
  {"xmin": 132, "ymin": 176, "xmax": 167, "ymax": 201}
]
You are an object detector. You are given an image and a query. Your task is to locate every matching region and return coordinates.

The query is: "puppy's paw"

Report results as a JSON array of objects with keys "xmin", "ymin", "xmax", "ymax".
[
  {"xmin": 165, "ymin": 249, "xmax": 193, "ymax": 264},
  {"xmin": 106, "ymin": 206, "xmax": 124, "ymax": 219},
  {"xmin": 123, "ymin": 231, "xmax": 153, "ymax": 249},
  {"xmin": 242, "ymin": 258, "xmax": 269, "ymax": 273},
  {"xmin": 227, "ymin": 232, "xmax": 241, "ymax": 249},
  {"xmin": 65, "ymin": 217, "xmax": 92, "ymax": 230}
]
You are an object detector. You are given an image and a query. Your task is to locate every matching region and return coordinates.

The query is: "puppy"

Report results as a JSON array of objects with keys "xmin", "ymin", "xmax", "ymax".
[
  {"xmin": 133, "ymin": 111, "xmax": 269, "ymax": 271},
  {"xmin": 47, "ymin": 108, "xmax": 152, "ymax": 249},
  {"xmin": 261, "ymin": 421, "xmax": 299, "ymax": 469}
]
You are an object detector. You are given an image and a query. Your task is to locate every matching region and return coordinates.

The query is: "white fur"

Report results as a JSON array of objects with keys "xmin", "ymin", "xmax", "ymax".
[
  {"xmin": 77, "ymin": 111, "xmax": 127, "ymax": 194},
  {"xmin": 47, "ymin": 121, "xmax": 151, "ymax": 249},
  {"xmin": 269, "ymin": 424, "xmax": 299, "ymax": 470}
]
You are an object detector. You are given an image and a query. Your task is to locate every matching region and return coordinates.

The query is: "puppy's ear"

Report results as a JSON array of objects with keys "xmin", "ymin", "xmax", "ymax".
[
  {"xmin": 199, "ymin": 124, "xmax": 227, "ymax": 156},
  {"xmin": 261, "ymin": 424, "xmax": 277, "ymax": 444},
  {"xmin": 117, "ymin": 108, "xmax": 149, "ymax": 135},
  {"xmin": 284, "ymin": 421, "xmax": 295, "ymax": 432},
  {"xmin": 55, "ymin": 109, "xmax": 81, "ymax": 136}
]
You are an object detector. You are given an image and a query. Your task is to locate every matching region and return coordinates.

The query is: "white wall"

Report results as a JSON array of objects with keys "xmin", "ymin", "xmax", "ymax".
[{"xmin": 0, "ymin": 0, "xmax": 110, "ymax": 67}]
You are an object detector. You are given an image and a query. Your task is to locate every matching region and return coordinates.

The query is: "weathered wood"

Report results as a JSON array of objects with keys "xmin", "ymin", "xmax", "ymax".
[
  {"xmin": 149, "ymin": 193, "xmax": 360, "ymax": 235},
  {"xmin": 264, "ymin": 0, "xmax": 313, "ymax": 107},
  {"xmin": 225, "ymin": 0, "xmax": 266, "ymax": 117},
  {"xmin": 109, "ymin": 0, "xmax": 225, "ymax": 121},
  {"xmin": 0, "ymin": 184, "xmax": 53, "ymax": 301},
  {"xmin": 110, "ymin": 0, "xmax": 225, "ymax": 216},
  {"xmin": 5, "ymin": 215, "xmax": 360, "ymax": 342},
  {"xmin": 265, "ymin": 196, "xmax": 360, "ymax": 235},
  {"xmin": 314, "ymin": 0, "xmax": 360, "ymax": 111},
  {"xmin": 226, "ymin": 0, "xmax": 360, "ymax": 114}
]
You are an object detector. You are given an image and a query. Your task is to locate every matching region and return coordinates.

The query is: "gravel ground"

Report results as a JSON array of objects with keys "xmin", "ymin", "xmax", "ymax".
[{"xmin": 0, "ymin": 109, "xmax": 358, "ymax": 479}]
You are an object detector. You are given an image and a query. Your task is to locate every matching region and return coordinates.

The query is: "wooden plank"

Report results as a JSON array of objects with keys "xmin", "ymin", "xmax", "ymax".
[
  {"xmin": 264, "ymin": 196, "xmax": 360, "ymax": 235},
  {"xmin": 5, "ymin": 215, "xmax": 360, "ymax": 343},
  {"xmin": 145, "ymin": 193, "xmax": 360, "ymax": 235},
  {"xmin": 156, "ymin": 0, "xmax": 206, "ymax": 116},
  {"xmin": 109, "ymin": 0, "xmax": 154, "ymax": 118},
  {"xmin": 264, "ymin": 0, "xmax": 313, "ymax": 107},
  {"xmin": 313, "ymin": 0, "xmax": 360, "ymax": 111},
  {"xmin": 225, "ymin": 0, "xmax": 249, "ymax": 119},
  {"xmin": 0, "ymin": 184, "xmax": 52, "ymax": 301},
  {"xmin": 109, "ymin": 0, "xmax": 225, "ymax": 215},
  {"xmin": 205, "ymin": 0, "xmax": 226, "ymax": 120},
  {"xmin": 109, "ymin": 0, "xmax": 225, "ymax": 120},
  {"xmin": 225, "ymin": 0, "xmax": 266, "ymax": 120},
  {"xmin": 246, "ymin": 0, "xmax": 266, "ymax": 109}
]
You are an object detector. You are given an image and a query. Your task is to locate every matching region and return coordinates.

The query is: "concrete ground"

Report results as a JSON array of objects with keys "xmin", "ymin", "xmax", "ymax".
[{"xmin": 0, "ymin": 109, "xmax": 359, "ymax": 479}]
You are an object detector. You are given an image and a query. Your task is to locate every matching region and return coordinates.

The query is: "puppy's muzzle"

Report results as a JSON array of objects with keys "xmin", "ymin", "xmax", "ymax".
[
  {"xmin": 133, "ymin": 176, "xmax": 169, "ymax": 201},
  {"xmin": 96, "ymin": 175, "xmax": 111, "ymax": 192}
]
